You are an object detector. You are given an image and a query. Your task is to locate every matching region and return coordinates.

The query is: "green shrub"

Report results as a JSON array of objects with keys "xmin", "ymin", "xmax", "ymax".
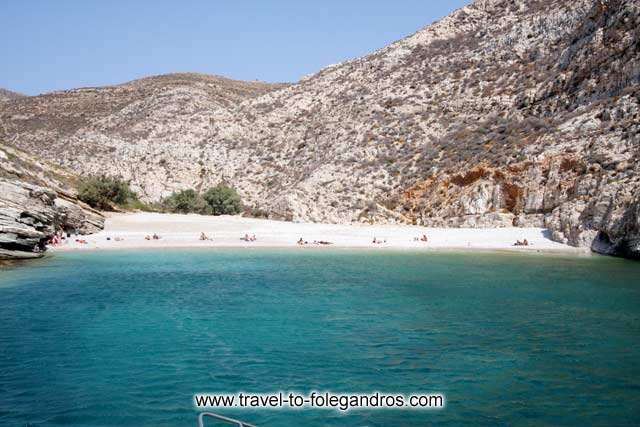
[
  {"xmin": 203, "ymin": 185, "xmax": 242, "ymax": 215},
  {"xmin": 78, "ymin": 175, "xmax": 139, "ymax": 210},
  {"xmin": 161, "ymin": 189, "xmax": 210, "ymax": 214}
]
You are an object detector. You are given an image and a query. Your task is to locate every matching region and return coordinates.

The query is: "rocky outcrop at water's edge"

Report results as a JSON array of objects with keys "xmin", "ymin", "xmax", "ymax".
[{"xmin": 0, "ymin": 179, "xmax": 104, "ymax": 259}]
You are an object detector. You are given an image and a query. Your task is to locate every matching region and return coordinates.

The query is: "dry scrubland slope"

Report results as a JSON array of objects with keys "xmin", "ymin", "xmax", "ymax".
[
  {"xmin": 1, "ymin": 0, "xmax": 638, "ymax": 258},
  {"xmin": 0, "ymin": 89, "xmax": 25, "ymax": 103}
]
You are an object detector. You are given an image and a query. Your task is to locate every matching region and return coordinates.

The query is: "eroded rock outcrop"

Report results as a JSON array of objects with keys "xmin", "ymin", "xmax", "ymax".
[
  {"xmin": 589, "ymin": 195, "xmax": 640, "ymax": 259},
  {"xmin": 0, "ymin": 180, "xmax": 57, "ymax": 259},
  {"xmin": 0, "ymin": 179, "xmax": 105, "ymax": 259}
]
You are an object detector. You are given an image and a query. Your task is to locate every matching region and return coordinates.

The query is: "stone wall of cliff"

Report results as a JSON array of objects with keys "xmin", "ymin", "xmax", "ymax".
[{"xmin": 0, "ymin": 179, "xmax": 104, "ymax": 259}]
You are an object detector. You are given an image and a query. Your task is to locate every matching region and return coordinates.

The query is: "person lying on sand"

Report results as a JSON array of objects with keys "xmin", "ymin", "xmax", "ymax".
[
  {"xmin": 514, "ymin": 239, "xmax": 530, "ymax": 246},
  {"xmin": 145, "ymin": 235, "xmax": 151, "ymax": 240},
  {"xmin": 242, "ymin": 234, "xmax": 250, "ymax": 242},
  {"xmin": 199, "ymin": 232, "xmax": 210, "ymax": 241},
  {"xmin": 315, "ymin": 240, "xmax": 333, "ymax": 245}
]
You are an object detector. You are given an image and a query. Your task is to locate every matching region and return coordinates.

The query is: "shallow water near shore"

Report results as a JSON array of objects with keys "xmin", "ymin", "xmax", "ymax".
[{"xmin": 1, "ymin": 249, "xmax": 639, "ymax": 426}]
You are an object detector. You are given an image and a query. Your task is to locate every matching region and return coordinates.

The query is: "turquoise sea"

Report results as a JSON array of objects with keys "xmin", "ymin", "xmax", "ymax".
[{"xmin": 1, "ymin": 249, "xmax": 639, "ymax": 426}]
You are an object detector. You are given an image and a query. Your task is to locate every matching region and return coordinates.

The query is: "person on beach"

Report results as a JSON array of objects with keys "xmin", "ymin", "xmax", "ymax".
[
  {"xmin": 250, "ymin": 234, "xmax": 257, "ymax": 241},
  {"xmin": 199, "ymin": 232, "xmax": 210, "ymax": 241},
  {"xmin": 420, "ymin": 234, "xmax": 428, "ymax": 242},
  {"xmin": 152, "ymin": 233, "xmax": 161, "ymax": 240},
  {"xmin": 297, "ymin": 238, "xmax": 305, "ymax": 245},
  {"xmin": 49, "ymin": 233, "xmax": 61, "ymax": 246}
]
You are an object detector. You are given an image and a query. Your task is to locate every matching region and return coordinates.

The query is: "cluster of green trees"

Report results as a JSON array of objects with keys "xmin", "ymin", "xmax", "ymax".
[
  {"xmin": 77, "ymin": 175, "xmax": 243, "ymax": 216},
  {"xmin": 161, "ymin": 185, "xmax": 242, "ymax": 215}
]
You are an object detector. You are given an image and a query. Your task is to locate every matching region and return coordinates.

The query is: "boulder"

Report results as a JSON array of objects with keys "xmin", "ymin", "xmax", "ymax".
[{"xmin": 54, "ymin": 196, "xmax": 105, "ymax": 234}]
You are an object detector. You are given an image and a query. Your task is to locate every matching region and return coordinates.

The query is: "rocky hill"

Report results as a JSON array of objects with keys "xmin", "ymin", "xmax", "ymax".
[
  {"xmin": 1, "ymin": 0, "xmax": 638, "ymax": 259},
  {"xmin": 0, "ymin": 88, "xmax": 25, "ymax": 103}
]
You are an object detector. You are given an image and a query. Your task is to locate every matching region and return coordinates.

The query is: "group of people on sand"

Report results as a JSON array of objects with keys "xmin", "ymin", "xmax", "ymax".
[
  {"xmin": 48, "ymin": 230, "xmax": 88, "ymax": 246},
  {"xmin": 514, "ymin": 239, "xmax": 530, "ymax": 246},
  {"xmin": 297, "ymin": 238, "xmax": 333, "ymax": 246},
  {"xmin": 48, "ymin": 233, "xmax": 64, "ymax": 246},
  {"xmin": 295, "ymin": 235, "xmax": 431, "ymax": 246},
  {"xmin": 144, "ymin": 234, "xmax": 162, "ymax": 241},
  {"xmin": 241, "ymin": 234, "xmax": 257, "ymax": 242}
]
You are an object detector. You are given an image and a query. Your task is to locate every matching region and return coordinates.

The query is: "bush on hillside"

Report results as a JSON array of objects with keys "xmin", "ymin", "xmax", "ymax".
[
  {"xmin": 203, "ymin": 185, "xmax": 242, "ymax": 215},
  {"xmin": 78, "ymin": 175, "xmax": 139, "ymax": 210},
  {"xmin": 161, "ymin": 189, "xmax": 210, "ymax": 214}
]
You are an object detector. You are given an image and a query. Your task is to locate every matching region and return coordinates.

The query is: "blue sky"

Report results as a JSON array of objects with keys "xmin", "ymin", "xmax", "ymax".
[{"xmin": 1, "ymin": 0, "xmax": 470, "ymax": 95}]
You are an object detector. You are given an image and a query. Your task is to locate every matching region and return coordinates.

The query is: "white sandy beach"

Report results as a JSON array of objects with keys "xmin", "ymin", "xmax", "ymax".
[{"xmin": 50, "ymin": 212, "xmax": 585, "ymax": 254}]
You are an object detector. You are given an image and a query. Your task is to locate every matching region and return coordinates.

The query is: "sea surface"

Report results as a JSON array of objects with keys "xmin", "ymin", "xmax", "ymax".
[{"xmin": 1, "ymin": 249, "xmax": 639, "ymax": 426}]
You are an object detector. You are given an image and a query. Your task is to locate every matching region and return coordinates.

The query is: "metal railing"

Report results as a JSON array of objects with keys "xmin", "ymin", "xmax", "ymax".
[{"xmin": 197, "ymin": 412, "xmax": 258, "ymax": 427}]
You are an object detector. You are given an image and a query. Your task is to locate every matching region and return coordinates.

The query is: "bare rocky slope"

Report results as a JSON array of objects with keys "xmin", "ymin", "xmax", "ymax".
[{"xmin": 1, "ymin": 0, "xmax": 638, "ymax": 259}]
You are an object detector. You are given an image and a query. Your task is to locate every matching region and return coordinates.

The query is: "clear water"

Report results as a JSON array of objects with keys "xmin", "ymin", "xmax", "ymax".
[{"xmin": 1, "ymin": 249, "xmax": 639, "ymax": 427}]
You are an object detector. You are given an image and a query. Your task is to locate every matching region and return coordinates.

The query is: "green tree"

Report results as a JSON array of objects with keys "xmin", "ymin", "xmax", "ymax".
[
  {"xmin": 202, "ymin": 185, "xmax": 242, "ymax": 215},
  {"xmin": 162, "ymin": 189, "xmax": 210, "ymax": 214},
  {"xmin": 78, "ymin": 175, "xmax": 138, "ymax": 210}
]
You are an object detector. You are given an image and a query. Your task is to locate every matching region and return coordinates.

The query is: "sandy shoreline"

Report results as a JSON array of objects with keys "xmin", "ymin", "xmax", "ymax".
[{"xmin": 49, "ymin": 212, "xmax": 586, "ymax": 255}]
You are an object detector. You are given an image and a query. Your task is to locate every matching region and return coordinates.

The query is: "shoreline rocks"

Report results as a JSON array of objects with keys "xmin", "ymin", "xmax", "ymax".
[{"xmin": 0, "ymin": 179, "xmax": 104, "ymax": 259}]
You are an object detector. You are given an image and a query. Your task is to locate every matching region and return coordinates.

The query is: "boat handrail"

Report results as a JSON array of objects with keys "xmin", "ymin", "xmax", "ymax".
[{"xmin": 197, "ymin": 412, "xmax": 258, "ymax": 427}]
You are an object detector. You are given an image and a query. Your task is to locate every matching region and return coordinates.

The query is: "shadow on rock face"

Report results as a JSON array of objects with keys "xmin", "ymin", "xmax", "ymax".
[{"xmin": 616, "ymin": 238, "xmax": 640, "ymax": 261}]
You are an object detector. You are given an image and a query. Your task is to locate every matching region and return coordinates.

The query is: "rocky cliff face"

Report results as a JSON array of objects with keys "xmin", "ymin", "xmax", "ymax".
[
  {"xmin": 0, "ymin": 144, "xmax": 104, "ymax": 259},
  {"xmin": 0, "ymin": 0, "xmax": 638, "ymax": 259},
  {"xmin": 0, "ymin": 180, "xmax": 58, "ymax": 259}
]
